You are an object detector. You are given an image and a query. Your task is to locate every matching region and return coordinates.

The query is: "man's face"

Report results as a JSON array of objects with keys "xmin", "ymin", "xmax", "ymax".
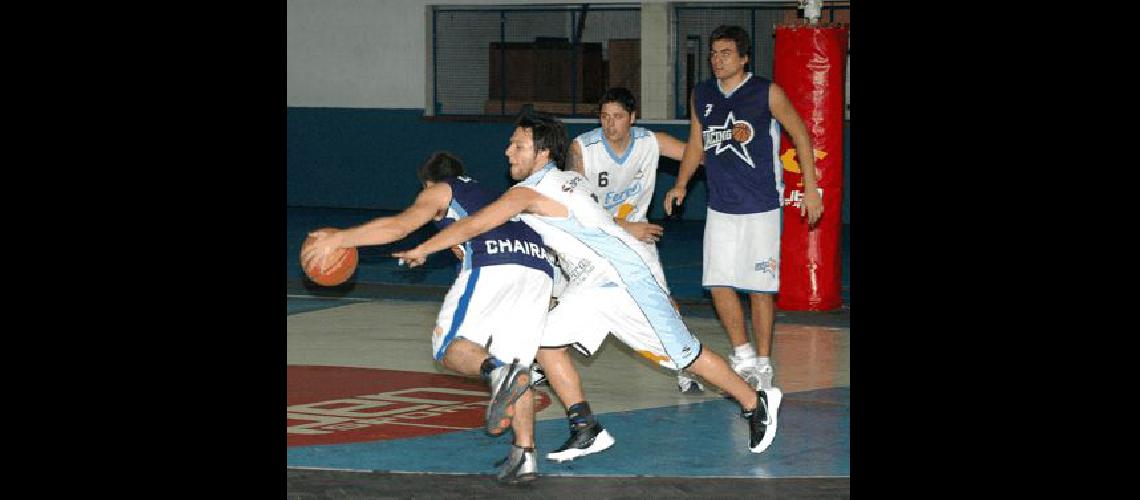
[
  {"xmin": 505, "ymin": 127, "xmax": 544, "ymax": 180},
  {"xmin": 710, "ymin": 39, "xmax": 748, "ymax": 81},
  {"xmin": 599, "ymin": 102, "xmax": 635, "ymax": 144}
]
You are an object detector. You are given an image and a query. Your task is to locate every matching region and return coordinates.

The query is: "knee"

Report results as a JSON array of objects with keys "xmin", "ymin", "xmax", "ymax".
[
  {"xmin": 536, "ymin": 346, "xmax": 569, "ymax": 363},
  {"xmin": 750, "ymin": 293, "xmax": 773, "ymax": 304},
  {"xmin": 688, "ymin": 348, "xmax": 722, "ymax": 370}
]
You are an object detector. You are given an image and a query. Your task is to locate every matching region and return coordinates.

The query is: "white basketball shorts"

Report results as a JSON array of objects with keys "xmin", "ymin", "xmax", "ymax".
[
  {"xmin": 432, "ymin": 265, "xmax": 553, "ymax": 364},
  {"xmin": 702, "ymin": 207, "xmax": 781, "ymax": 293},
  {"xmin": 540, "ymin": 282, "xmax": 700, "ymax": 371}
]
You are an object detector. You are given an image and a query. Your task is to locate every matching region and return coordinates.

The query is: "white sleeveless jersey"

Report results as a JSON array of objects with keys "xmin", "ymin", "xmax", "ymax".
[
  {"xmin": 514, "ymin": 164, "xmax": 666, "ymax": 292},
  {"xmin": 575, "ymin": 127, "xmax": 659, "ymax": 222}
]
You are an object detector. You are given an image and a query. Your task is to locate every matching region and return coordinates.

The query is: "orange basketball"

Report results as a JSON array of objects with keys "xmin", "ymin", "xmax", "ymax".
[
  {"xmin": 300, "ymin": 229, "xmax": 358, "ymax": 286},
  {"xmin": 732, "ymin": 122, "xmax": 752, "ymax": 142}
]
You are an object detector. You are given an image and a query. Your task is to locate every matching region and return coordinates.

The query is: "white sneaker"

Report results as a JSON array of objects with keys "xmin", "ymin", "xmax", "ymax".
[
  {"xmin": 730, "ymin": 354, "xmax": 763, "ymax": 390},
  {"xmin": 676, "ymin": 371, "xmax": 704, "ymax": 393}
]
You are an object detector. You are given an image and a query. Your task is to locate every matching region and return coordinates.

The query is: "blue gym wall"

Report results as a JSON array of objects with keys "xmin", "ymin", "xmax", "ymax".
[
  {"xmin": 287, "ymin": 107, "xmax": 848, "ymax": 223},
  {"xmin": 288, "ymin": 108, "xmax": 702, "ymax": 220}
]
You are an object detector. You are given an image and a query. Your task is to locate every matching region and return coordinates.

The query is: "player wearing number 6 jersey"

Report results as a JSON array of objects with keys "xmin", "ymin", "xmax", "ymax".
[{"xmin": 567, "ymin": 87, "xmax": 704, "ymax": 394}]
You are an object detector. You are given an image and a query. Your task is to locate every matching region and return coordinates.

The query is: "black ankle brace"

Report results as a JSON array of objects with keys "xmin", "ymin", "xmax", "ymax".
[{"xmin": 567, "ymin": 401, "xmax": 595, "ymax": 429}]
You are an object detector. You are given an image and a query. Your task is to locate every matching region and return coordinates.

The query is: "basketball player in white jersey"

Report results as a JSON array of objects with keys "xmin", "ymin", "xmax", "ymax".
[
  {"xmin": 568, "ymin": 87, "xmax": 704, "ymax": 393},
  {"xmin": 395, "ymin": 112, "xmax": 782, "ymax": 463}
]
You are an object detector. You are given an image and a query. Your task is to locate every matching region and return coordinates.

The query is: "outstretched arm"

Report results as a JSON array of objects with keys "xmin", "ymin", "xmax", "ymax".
[
  {"xmin": 393, "ymin": 186, "xmax": 546, "ymax": 267},
  {"xmin": 302, "ymin": 183, "xmax": 450, "ymax": 270},
  {"xmin": 770, "ymin": 83, "xmax": 823, "ymax": 226}
]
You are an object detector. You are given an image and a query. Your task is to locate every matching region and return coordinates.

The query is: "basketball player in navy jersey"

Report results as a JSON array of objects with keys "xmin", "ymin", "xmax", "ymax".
[
  {"xmin": 663, "ymin": 25, "xmax": 824, "ymax": 437},
  {"xmin": 396, "ymin": 112, "xmax": 783, "ymax": 459},
  {"xmin": 302, "ymin": 151, "xmax": 552, "ymax": 484}
]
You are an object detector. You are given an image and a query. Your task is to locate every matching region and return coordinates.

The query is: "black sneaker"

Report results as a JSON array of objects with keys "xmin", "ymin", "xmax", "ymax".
[
  {"xmin": 545, "ymin": 422, "xmax": 615, "ymax": 462},
  {"xmin": 745, "ymin": 387, "xmax": 783, "ymax": 453}
]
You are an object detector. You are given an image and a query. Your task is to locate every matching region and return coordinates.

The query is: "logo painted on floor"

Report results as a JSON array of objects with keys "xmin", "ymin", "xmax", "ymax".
[{"xmin": 288, "ymin": 365, "xmax": 552, "ymax": 447}]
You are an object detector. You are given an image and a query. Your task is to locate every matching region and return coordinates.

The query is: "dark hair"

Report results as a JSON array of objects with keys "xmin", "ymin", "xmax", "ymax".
[
  {"xmin": 710, "ymin": 25, "xmax": 751, "ymax": 59},
  {"xmin": 417, "ymin": 151, "xmax": 465, "ymax": 183},
  {"xmin": 599, "ymin": 87, "xmax": 636, "ymax": 114},
  {"xmin": 514, "ymin": 111, "xmax": 569, "ymax": 171}
]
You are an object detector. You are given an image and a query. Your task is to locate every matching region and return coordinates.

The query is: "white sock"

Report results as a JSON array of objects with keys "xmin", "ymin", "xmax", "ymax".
[
  {"xmin": 733, "ymin": 343, "xmax": 756, "ymax": 360},
  {"xmin": 756, "ymin": 356, "xmax": 771, "ymax": 368}
]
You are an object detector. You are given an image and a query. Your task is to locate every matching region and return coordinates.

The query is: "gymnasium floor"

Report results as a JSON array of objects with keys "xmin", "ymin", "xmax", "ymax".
[{"xmin": 286, "ymin": 206, "xmax": 850, "ymax": 498}]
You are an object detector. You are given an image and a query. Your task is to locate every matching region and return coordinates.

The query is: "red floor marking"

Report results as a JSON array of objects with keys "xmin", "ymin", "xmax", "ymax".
[{"xmin": 288, "ymin": 365, "xmax": 551, "ymax": 447}]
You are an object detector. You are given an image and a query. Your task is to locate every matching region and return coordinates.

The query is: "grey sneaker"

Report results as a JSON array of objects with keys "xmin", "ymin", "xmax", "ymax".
[
  {"xmin": 756, "ymin": 363, "xmax": 774, "ymax": 391},
  {"xmin": 730, "ymin": 355, "xmax": 764, "ymax": 390},
  {"xmin": 676, "ymin": 371, "xmax": 705, "ymax": 393},
  {"xmin": 486, "ymin": 360, "xmax": 530, "ymax": 436},
  {"xmin": 495, "ymin": 445, "xmax": 538, "ymax": 484},
  {"xmin": 745, "ymin": 387, "xmax": 783, "ymax": 453}
]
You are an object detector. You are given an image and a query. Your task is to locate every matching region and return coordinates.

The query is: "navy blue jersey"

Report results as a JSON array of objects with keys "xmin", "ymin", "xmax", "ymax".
[
  {"xmin": 433, "ymin": 176, "xmax": 553, "ymax": 277},
  {"xmin": 694, "ymin": 74, "xmax": 784, "ymax": 214}
]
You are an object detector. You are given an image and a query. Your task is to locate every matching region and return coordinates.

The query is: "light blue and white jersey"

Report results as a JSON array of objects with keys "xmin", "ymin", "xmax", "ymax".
[
  {"xmin": 514, "ymin": 163, "xmax": 664, "ymax": 291},
  {"xmin": 575, "ymin": 126, "xmax": 659, "ymax": 222},
  {"xmin": 515, "ymin": 162, "xmax": 699, "ymax": 370}
]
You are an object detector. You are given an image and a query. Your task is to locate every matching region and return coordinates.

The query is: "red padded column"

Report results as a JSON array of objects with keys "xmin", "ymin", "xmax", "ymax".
[{"xmin": 774, "ymin": 24, "xmax": 848, "ymax": 311}]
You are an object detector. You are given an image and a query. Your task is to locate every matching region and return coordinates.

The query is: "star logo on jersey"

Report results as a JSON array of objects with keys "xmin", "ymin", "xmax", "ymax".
[{"xmin": 702, "ymin": 111, "xmax": 755, "ymax": 168}]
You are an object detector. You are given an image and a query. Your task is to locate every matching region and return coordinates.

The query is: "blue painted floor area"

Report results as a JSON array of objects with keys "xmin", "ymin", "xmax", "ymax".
[
  {"xmin": 288, "ymin": 206, "xmax": 850, "ymax": 305},
  {"xmin": 288, "ymin": 387, "xmax": 849, "ymax": 478}
]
